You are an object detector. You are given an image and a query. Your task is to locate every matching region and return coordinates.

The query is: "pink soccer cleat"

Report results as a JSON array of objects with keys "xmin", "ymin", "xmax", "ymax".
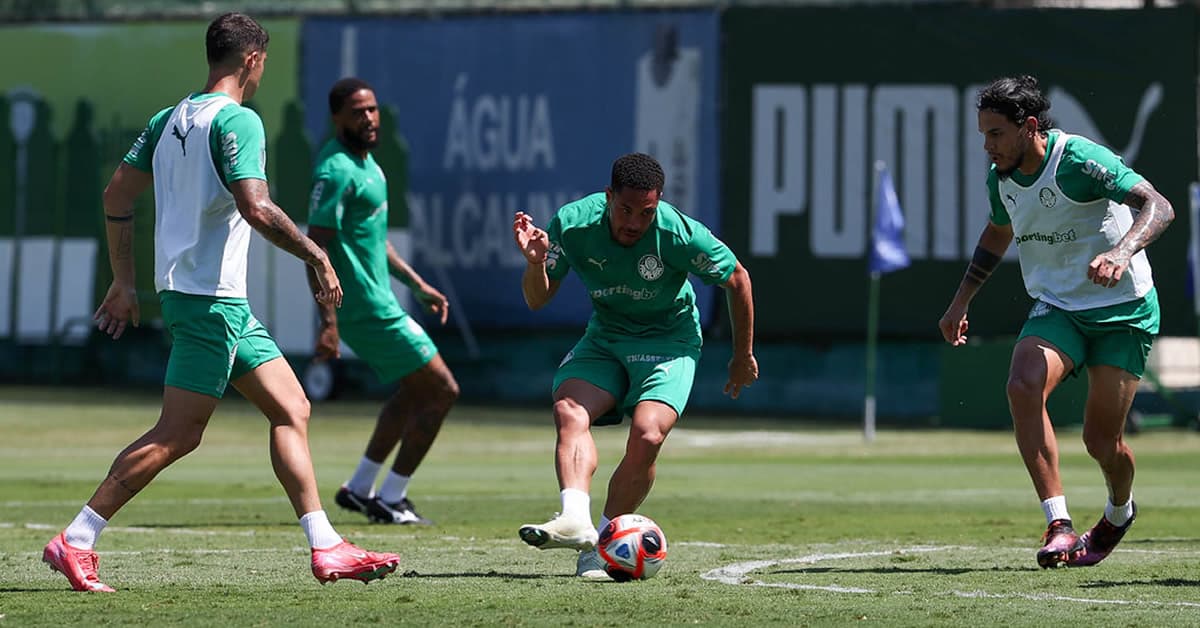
[
  {"xmin": 1069, "ymin": 502, "xmax": 1137, "ymax": 567},
  {"xmin": 1036, "ymin": 519, "xmax": 1084, "ymax": 569},
  {"xmin": 311, "ymin": 539, "xmax": 401, "ymax": 584},
  {"xmin": 42, "ymin": 533, "xmax": 115, "ymax": 592}
]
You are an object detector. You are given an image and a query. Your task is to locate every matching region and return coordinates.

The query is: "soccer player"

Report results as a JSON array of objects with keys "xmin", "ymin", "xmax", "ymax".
[
  {"xmin": 42, "ymin": 13, "xmax": 400, "ymax": 592},
  {"xmin": 939, "ymin": 75, "xmax": 1173, "ymax": 568},
  {"xmin": 511, "ymin": 153, "xmax": 758, "ymax": 578},
  {"xmin": 306, "ymin": 78, "xmax": 458, "ymax": 525}
]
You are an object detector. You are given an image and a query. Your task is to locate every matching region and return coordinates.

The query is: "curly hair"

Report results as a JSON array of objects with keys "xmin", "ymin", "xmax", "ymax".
[
  {"xmin": 610, "ymin": 153, "xmax": 665, "ymax": 193},
  {"xmin": 977, "ymin": 75, "xmax": 1053, "ymax": 135},
  {"xmin": 329, "ymin": 77, "xmax": 374, "ymax": 115}
]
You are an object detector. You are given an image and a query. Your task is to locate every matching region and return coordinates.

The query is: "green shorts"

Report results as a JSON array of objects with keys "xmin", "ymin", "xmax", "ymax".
[
  {"xmin": 338, "ymin": 313, "xmax": 438, "ymax": 383},
  {"xmin": 160, "ymin": 291, "xmax": 283, "ymax": 398},
  {"xmin": 552, "ymin": 333, "xmax": 700, "ymax": 426},
  {"xmin": 1018, "ymin": 288, "xmax": 1159, "ymax": 378}
]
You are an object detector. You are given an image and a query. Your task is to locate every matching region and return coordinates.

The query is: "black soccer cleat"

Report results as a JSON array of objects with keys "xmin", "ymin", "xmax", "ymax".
[
  {"xmin": 367, "ymin": 497, "xmax": 434, "ymax": 526},
  {"xmin": 334, "ymin": 486, "xmax": 373, "ymax": 517}
]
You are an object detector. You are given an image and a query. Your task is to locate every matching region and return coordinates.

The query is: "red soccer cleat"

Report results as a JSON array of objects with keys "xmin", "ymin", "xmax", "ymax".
[
  {"xmin": 311, "ymin": 539, "xmax": 401, "ymax": 584},
  {"xmin": 42, "ymin": 533, "xmax": 115, "ymax": 592}
]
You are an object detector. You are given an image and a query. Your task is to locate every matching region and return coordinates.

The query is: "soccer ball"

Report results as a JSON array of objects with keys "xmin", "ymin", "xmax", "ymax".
[{"xmin": 597, "ymin": 514, "xmax": 667, "ymax": 581}]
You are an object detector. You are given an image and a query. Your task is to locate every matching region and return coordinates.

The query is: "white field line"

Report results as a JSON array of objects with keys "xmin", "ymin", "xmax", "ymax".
[
  {"xmin": 701, "ymin": 545, "xmax": 1200, "ymax": 608},
  {"xmin": 1, "ymin": 495, "xmax": 549, "ymax": 508}
]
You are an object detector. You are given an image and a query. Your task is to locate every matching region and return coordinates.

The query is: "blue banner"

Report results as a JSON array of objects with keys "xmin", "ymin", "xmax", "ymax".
[{"xmin": 302, "ymin": 11, "xmax": 720, "ymax": 329}]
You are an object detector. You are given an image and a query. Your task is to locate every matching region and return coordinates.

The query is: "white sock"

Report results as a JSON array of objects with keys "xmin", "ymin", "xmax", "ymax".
[
  {"xmin": 597, "ymin": 514, "xmax": 611, "ymax": 535},
  {"xmin": 299, "ymin": 511, "xmax": 343, "ymax": 550},
  {"xmin": 64, "ymin": 505, "xmax": 108, "ymax": 550},
  {"xmin": 1105, "ymin": 495, "xmax": 1134, "ymax": 527},
  {"xmin": 344, "ymin": 456, "xmax": 382, "ymax": 497},
  {"xmin": 377, "ymin": 471, "xmax": 412, "ymax": 504},
  {"xmin": 560, "ymin": 488, "xmax": 591, "ymax": 522},
  {"xmin": 1041, "ymin": 495, "xmax": 1071, "ymax": 524}
]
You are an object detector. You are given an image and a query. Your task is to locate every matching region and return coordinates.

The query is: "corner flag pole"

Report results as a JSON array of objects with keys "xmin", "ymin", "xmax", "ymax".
[
  {"xmin": 864, "ymin": 163, "xmax": 882, "ymax": 443},
  {"xmin": 865, "ymin": 268, "xmax": 880, "ymax": 443}
]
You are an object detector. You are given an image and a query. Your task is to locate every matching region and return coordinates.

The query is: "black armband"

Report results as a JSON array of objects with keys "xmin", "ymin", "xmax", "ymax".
[
  {"xmin": 964, "ymin": 246, "xmax": 1001, "ymax": 285},
  {"xmin": 105, "ymin": 214, "xmax": 134, "ymax": 223}
]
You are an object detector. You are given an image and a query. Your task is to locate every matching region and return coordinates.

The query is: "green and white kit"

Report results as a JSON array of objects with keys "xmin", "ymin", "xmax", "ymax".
[{"xmin": 987, "ymin": 130, "xmax": 1159, "ymax": 376}]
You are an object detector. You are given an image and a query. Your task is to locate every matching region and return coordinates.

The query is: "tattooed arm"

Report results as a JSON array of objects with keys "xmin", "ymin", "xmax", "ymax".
[
  {"xmin": 95, "ymin": 163, "xmax": 153, "ymax": 339},
  {"xmin": 1088, "ymin": 180, "xmax": 1175, "ymax": 288},
  {"xmin": 230, "ymin": 178, "xmax": 342, "ymax": 307}
]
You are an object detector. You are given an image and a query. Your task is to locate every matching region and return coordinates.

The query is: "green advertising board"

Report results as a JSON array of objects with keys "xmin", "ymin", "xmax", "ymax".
[{"xmin": 722, "ymin": 7, "xmax": 1197, "ymax": 339}]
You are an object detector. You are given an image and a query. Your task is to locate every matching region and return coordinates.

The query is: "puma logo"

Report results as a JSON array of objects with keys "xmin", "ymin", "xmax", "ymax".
[
  {"xmin": 1048, "ymin": 83, "xmax": 1162, "ymax": 166},
  {"xmin": 587, "ymin": 258, "xmax": 608, "ymax": 270},
  {"xmin": 172, "ymin": 124, "xmax": 193, "ymax": 156}
]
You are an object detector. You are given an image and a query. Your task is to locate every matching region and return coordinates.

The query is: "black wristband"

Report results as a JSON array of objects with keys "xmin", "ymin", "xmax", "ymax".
[{"xmin": 105, "ymin": 214, "xmax": 134, "ymax": 222}]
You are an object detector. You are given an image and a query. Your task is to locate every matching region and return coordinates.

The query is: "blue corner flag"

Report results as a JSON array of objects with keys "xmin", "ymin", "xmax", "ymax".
[{"xmin": 869, "ymin": 162, "xmax": 910, "ymax": 274}]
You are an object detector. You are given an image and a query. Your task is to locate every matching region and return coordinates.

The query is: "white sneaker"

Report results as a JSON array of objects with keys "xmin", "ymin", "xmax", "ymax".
[
  {"xmin": 518, "ymin": 514, "xmax": 598, "ymax": 551},
  {"xmin": 576, "ymin": 548, "xmax": 611, "ymax": 580}
]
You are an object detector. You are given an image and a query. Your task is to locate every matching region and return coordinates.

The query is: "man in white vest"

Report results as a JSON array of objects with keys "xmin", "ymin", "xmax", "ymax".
[
  {"xmin": 41, "ymin": 13, "xmax": 401, "ymax": 592},
  {"xmin": 939, "ymin": 75, "xmax": 1174, "ymax": 569}
]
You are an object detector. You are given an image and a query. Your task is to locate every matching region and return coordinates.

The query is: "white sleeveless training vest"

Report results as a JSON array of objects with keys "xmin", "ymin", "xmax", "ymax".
[
  {"xmin": 997, "ymin": 132, "xmax": 1153, "ymax": 311},
  {"xmin": 151, "ymin": 94, "xmax": 251, "ymax": 298}
]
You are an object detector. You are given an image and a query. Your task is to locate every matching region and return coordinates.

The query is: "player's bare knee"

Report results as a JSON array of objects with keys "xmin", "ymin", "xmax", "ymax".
[
  {"xmin": 156, "ymin": 428, "xmax": 204, "ymax": 460},
  {"xmin": 438, "ymin": 373, "xmax": 460, "ymax": 407},
  {"xmin": 1005, "ymin": 372, "xmax": 1043, "ymax": 406},
  {"xmin": 1082, "ymin": 429, "xmax": 1124, "ymax": 464},
  {"xmin": 626, "ymin": 427, "xmax": 666, "ymax": 462},
  {"xmin": 552, "ymin": 399, "xmax": 590, "ymax": 433},
  {"xmin": 272, "ymin": 396, "xmax": 311, "ymax": 429}
]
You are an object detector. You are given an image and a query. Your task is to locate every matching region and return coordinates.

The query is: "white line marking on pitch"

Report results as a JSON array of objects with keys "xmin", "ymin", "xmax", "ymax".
[{"xmin": 701, "ymin": 545, "xmax": 1200, "ymax": 608}]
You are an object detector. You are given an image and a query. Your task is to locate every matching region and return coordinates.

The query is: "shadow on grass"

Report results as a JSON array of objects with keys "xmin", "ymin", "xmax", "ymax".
[
  {"xmin": 770, "ymin": 566, "xmax": 1038, "ymax": 576},
  {"xmin": 400, "ymin": 570, "xmax": 563, "ymax": 580},
  {"xmin": 1125, "ymin": 537, "xmax": 1200, "ymax": 546},
  {"xmin": 1080, "ymin": 578, "xmax": 1200, "ymax": 589}
]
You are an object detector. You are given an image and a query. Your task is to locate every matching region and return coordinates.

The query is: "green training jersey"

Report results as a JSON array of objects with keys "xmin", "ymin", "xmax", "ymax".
[
  {"xmin": 545, "ymin": 192, "xmax": 737, "ymax": 342},
  {"xmin": 123, "ymin": 92, "xmax": 267, "ymax": 186},
  {"xmin": 307, "ymin": 138, "xmax": 402, "ymax": 323},
  {"xmin": 986, "ymin": 130, "xmax": 1152, "ymax": 310}
]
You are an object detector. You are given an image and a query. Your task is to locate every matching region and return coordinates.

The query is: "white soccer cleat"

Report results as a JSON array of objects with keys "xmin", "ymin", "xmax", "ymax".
[
  {"xmin": 575, "ymin": 548, "xmax": 611, "ymax": 580},
  {"xmin": 518, "ymin": 514, "xmax": 598, "ymax": 551}
]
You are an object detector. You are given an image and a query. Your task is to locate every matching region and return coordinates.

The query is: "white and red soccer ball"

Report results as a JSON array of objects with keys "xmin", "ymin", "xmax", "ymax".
[{"xmin": 597, "ymin": 514, "xmax": 667, "ymax": 581}]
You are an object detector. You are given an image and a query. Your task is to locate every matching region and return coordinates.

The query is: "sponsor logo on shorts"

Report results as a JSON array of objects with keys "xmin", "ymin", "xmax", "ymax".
[{"xmin": 626, "ymin": 354, "xmax": 669, "ymax": 364}]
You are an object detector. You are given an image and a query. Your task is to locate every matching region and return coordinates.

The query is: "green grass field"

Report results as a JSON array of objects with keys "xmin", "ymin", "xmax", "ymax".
[{"xmin": 2, "ymin": 386, "xmax": 1199, "ymax": 626}]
